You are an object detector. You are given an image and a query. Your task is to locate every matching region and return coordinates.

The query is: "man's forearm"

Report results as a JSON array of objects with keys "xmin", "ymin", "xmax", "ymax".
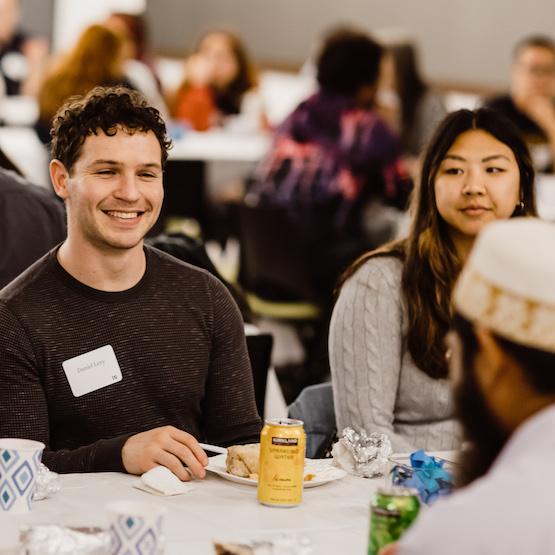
[{"xmin": 41, "ymin": 434, "xmax": 131, "ymax": 474}]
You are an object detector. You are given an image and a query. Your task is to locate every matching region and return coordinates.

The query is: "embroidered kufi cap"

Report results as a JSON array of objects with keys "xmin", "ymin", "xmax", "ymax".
[{"xmin": 453, "ymin": 218, "xmax": 555, "ymax": 353}]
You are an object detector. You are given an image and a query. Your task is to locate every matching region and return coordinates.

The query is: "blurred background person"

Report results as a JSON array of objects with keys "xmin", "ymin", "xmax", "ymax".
[
  {"xmin": 0, "ymin": 0, "xmax": 47, "ymax": 97},
  {"xmin": 0, "ymin": 147, "xmax": 65, "ymax": 288},
  {"xmin": 104, "ymin": 11, "xmax": 168, "ymax": 119},
  {"xmin": 485, "ymin": 35, "xmax": 555, "ymax": 172},
  {"xmin": 247, "ymin": 28, "xmax": 411, "ymax": 304},
  {"xmin": 35, "ymin": 24, "xmax": 133, "ymax": 144},
  {"xmin": 170, "ymin": 29, "xmax": 262, "ymax": 132},
  {"xmin": 377, "ymin": 40, "xmax": 446, "ymax": 159},
  {"xmin": 330, "ymin": 108, "xmax": 536, "ymax": 452}
]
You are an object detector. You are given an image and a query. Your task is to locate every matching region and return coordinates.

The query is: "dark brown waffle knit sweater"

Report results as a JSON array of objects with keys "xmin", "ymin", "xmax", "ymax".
[{"xmin": 0, "ymin": 246, "xmax": 261, "ymax": 473}]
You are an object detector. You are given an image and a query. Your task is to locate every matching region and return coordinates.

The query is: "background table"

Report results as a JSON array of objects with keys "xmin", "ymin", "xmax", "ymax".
[
  {"xmin": 17, "ymin": 469, "xmax": 381, "ymax": 554},
  {"xmin": 169, "ymin": 130, "xmax": 270, "ymax": 163}
]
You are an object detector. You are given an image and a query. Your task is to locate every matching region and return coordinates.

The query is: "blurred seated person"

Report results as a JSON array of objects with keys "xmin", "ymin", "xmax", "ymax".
[
  {"xmin": 35, "ymin": 24, "xmax": 134, "ymax": 144},
  {"xmin": 385, "ymin": 219, "xmax": 555, "ymax": 555},
  {"xmin": 0, "ymin": 147, "xmax": 65, "ymax": 288},
  {"xmin": 247, "ymin": 28, "xmax": 411, "ymax": 302},
  {"xmin": 171, "ymin": 29, "xmax": 262, "ymax": 131},
  {"xmin": 377, "ymin": 40, "xmax": 446, "ymax": 158},
  {"xmin": 0, "ymin": 0, "xmax": 48, "ymax": 96},
  {"xmin": 104, "ymin": 11, "xmax": 168, "ymax": 119},
  {"xmin": 485, "ymin": 35, "xmax": 555, "ymax": 172}
]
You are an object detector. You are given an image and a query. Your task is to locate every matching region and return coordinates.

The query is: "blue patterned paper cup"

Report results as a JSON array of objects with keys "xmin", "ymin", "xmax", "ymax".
[
  {"xmin": 0, "ymin": 438, "xmax": 44, "ymax": 514},
  {"xmin": 107, "ymin": 500, "xmax": 166, "ymax": 555}
]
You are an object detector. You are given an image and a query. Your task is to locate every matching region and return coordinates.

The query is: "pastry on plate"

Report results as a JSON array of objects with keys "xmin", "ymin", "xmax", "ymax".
[{"xmin": 226, "ymin": 444, "xmax": 259, "ymax": 478}]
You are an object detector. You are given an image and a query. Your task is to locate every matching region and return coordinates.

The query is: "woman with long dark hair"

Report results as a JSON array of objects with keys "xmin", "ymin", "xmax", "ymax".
[
  {"xmin": 378, "ymin": 42, "xmax": 446, "ymax": 156},
  {"xmin": 329, "ymin": 108, "xmax": 537, "ymax": 451}
]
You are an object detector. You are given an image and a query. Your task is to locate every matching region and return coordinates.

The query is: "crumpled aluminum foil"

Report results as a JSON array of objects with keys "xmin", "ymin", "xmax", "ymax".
[
  {"xmin": 331, "ymin": 427, "xmax": 392, "ymax": 478},
  {"xmin": 214, "ymin": 535, "xmax": 312, "ymax": 555},
  {"xmin": 33, "ymin": 463, "xmax": 61, "ymax": 501},
  {"xmin": 19, "ymin": 525, "xmax": 110, "ymax": 555}
]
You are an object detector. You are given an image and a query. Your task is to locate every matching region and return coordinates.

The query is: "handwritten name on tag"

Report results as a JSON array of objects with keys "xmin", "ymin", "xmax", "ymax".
[{"xmin": 62, "ymin": 345, "xmax": 122, "ymax": 397}]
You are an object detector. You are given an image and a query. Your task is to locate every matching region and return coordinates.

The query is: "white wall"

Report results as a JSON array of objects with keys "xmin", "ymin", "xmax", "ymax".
[
  {"xmin": 53, "ymin": 0, "xmax": 147, "ymax": 52},
  {"xmin": 21, "ymin": 0, "xmax": 53, "ymax": 41},
  {"xmin": 146, "ymin": 0, "xmax": 555, "ymax": 89},
  {"xmin": 21, "ymin": 0, "xmax": 555, "ymax": 89}
]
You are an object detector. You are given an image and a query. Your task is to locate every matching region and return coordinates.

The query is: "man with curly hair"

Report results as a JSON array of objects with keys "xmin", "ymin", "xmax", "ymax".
[{"xmin": 0, "ymin": 86, "xmax": 261, "ymax": 478}]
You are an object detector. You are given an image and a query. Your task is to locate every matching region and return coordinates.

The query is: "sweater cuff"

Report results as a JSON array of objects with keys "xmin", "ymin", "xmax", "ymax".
[{"xmin": 91, "ymin": 434, "xmax": 133, "ymax": 472}]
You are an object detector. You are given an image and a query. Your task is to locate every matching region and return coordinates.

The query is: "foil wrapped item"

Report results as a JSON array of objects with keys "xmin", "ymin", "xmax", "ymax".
[
  {"xmin": 33, "ymin": 463, "xmax": 61, "ymax": 501},
  {"xmin": 331, "ymin": 427, "xmax": 392, "ymax": 478},
  {"xmin": 214, "ymin": 535, "xmax": 312, "ymax": 555},
  {"xmin": 20, "ymin": 525, "xmax": 110, "ymax": 555}
]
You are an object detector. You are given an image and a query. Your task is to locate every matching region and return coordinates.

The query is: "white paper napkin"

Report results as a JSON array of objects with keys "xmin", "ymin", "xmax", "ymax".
[{"xmin": 133, "ymin": 466, "xmax": 195, "ymax": 496}]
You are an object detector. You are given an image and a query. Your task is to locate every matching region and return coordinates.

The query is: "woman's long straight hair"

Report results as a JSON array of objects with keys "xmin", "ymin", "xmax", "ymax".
[{"xmin": 338, "ymin": 108, "xmax": 537, "ymax": 379}]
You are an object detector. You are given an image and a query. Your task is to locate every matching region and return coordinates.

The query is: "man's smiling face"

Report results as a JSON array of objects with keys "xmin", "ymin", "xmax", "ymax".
[{"xmin": 58, "ymin": 127, "xmax": 164, "ymax": 252}]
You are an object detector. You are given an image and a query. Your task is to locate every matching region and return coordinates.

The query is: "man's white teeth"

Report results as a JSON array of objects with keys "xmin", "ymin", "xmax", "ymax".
[{"xmin": 107, "ymin": 211, "xmax": 140, "ymax": 219}]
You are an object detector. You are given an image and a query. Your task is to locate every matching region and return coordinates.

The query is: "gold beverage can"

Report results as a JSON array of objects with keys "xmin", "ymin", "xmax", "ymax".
[{"xmin": 257, "ymin": 418, "xmax": 306, "ymax": 507}]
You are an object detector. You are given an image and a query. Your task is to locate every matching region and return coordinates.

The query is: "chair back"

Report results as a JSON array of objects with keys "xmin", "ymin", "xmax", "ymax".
[
  {"xmin": 288, "ymin": 382, "xmax": 336, "ymax": 458},
  {"xmin": 235, "ymin": 203, "xmax": 318, "ymax": 302},
  {"xmin": 245, "ymin": 332, "xmax": 273, "ymax": 418}
]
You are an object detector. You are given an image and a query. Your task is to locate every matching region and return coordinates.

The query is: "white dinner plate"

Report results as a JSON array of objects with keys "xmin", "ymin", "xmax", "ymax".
[{"xmin": 206, "ymin": 454, "xmax": 347, "ymax": 488}]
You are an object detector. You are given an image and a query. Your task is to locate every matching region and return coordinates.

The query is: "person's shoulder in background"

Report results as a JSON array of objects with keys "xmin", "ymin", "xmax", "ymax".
[
  {"xmin": 483, "ymin": 92, "xmax": 514, "ymax": 112},
  {"xmin": 0, "ymin": 167, "xmax": 66, "ymax": 289}
]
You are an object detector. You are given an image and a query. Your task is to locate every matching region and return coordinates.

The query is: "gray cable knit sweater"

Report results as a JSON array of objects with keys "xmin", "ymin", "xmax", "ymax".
[{"xmin": 329, "ymin": 256, "xmax": 462, "ymax": 452}]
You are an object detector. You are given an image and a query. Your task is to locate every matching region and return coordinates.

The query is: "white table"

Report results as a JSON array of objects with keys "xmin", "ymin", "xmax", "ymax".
[
  {"xmin": 0, "ymin": 126, "xmax": 49, "ymax": 187},
  {"xmin": 535, "ymin": 174, "xmax": 555, "ymax": 221},
  {"xmin": 0, "ymin": 96, "xmax": 38, "ymax": 127},
  {"xmin": 169, "ymin": 129, "xmax": 270, "ymax": 163},
  {"xmin": 17, "ymin": 470, "xmax": 380, "ymax": 554}
]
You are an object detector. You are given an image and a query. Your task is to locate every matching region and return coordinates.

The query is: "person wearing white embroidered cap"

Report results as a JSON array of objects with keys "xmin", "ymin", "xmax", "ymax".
[{"xmin": 383, "ymin": 218, "xmax": 555, "ymax": 555}]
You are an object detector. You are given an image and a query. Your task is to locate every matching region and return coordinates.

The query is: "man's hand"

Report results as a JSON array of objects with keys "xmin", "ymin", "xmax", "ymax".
[{"xmin": 121, "ymin": 426, "xmax": 209, "ymax": 481}]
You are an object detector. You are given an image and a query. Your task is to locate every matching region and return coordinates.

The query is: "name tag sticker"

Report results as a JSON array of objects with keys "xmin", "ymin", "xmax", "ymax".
[{"xmin": 62, "ymin": 345, "xmax": 122, "ymax": 397}]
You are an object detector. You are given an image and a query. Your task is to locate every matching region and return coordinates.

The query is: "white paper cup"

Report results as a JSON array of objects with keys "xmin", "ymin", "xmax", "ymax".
[
  {"xmin": 0, "ymin": 438, "xmax": 44, "ymax": 514},
  {"xmin": 106, "ymin": 500, "xmax": 165, "ymax": 555}
]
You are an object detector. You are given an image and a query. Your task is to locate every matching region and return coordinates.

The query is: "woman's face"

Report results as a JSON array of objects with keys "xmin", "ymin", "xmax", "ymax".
[
  {"xmin": 434, "ymin": 129, "xmax": 521, "ymax": 242},
  {"xmin": 198, "ymin": 32, "xmax": 239, "ymax": 88}
]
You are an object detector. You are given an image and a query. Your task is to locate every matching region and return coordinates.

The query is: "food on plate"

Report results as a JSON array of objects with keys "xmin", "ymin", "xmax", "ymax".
[
  {"xmin": 214, "ymin": 542, "xmax": 254, "ymax": 555},
  {"xmin": 225, "ymin": 443, "xmax": 317, "ymax": 483},
  {"xmin": 225, "ymin": 444, "xmax": 259, "ymax": 478}
]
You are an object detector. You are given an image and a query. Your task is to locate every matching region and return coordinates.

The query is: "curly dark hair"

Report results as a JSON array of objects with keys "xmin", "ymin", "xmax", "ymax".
[
  {"xmin": 50, "ymin": 86, "xmax": 172, "ymax": 172},
  {"xmin": 316, "ymin": 28, "xmax": 383, "ymax": 95}
]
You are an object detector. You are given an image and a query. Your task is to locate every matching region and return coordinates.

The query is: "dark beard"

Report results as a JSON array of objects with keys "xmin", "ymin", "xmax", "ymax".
[{"xmin": 453, "ymin": 365, "xmax": 511, "ymax": 487}]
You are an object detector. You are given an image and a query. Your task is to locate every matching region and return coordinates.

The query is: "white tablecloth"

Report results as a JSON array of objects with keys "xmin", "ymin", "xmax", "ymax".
[
  {"xmin": 169, "ymin": 129, "xmax": 270, "ymax": 162},
  {"xmin": 535, "ymin": 174, "xmax": 555, "ymax": 221},
  {"xmin": 0, "ymin": 127, "xmax": 49, "ymax": 187},
  {"xmin": 17, "ymin": 470, "xmax": 381, "ymax": 554}
]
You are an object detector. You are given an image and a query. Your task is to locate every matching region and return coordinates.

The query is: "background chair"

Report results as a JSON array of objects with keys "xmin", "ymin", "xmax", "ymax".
[
  {"xmin": 245, "ymin": 331, "xmax": 273, "ymax": 418},
  {"xmin": 288, "ymin": 382, "xmax": 336, "ymax": 459},
  {"xmin": 234, "ymin": 201, "xmax": 322, "ymax": 318},
  {"xmin": 234, "ymin": 201, "xmax": 328, "ymax": 402}
]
